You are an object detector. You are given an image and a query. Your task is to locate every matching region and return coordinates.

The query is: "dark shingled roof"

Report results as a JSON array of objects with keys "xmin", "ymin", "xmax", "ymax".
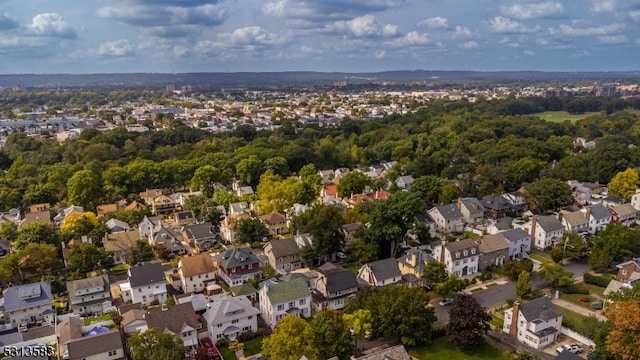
[
  {"xmin": 519, "ymin": 296, "xmax": 562, "ymax": 322},
  {"xmin": 555, "ymin": 350, "xmax": 583, "ymax": 360},
  {"xmin": 432, "ymin": 203, "xmax": 463, "ymax": 220},
  {"xmin": 588, "ymin": 203, "xmax": 612, "ymax": 221},
  {"xmin": 321, "ymin": 267, "xmax": 359, "ymax": 293},
  {"xmin": 129, "ymin": 262, "xmax": 166, "ymax": 287},
  {"xmin": 215, "ymin": 247, "xmax": 260, "ymax": 270},
  {"xmin": 365, "ymin": 258, "xmax": 401, "ymax": 281},
  {"xmin": 145, "ymin": 302, "xmax": 199, "ymax": 334},
  {"xmin": 67, "ymin": 330, "xmax": 124, "ymax": 359},
  {"xmin": 535, "ymin": 216, "xmax": 564, "ymax": 232},
  {"xmin": 266, "ymin": 237, "xmax": 300, "ymax": 257},
  {"xmin": 500, "ymin": 228, "xmax": 530, "ymax": 243}
]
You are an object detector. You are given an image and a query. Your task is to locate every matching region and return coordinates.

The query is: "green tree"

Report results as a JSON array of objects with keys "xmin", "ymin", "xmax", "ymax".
[
  {"xmin": 608, "ymin": 168, "xmax": 640, "ymax": 201},
  {"xmin": 0, "ymin": 243, "xmax": 63, "ymax": 284},
  {"xmin": 504, "ymin": 157, "xmax": 544, "ymax": 191},
  {"xmin": 350, "ymin": 240, "xmax": 378, "ymax": 264},
  {"xmin": 302, "ymin": 205, "xmax": 345, "ymax": 259},
  {"xmin": 423, "ymin": 261, "xmax": 448, "ymax": 288},
  {"xmin": 448, "ymin": 294, "xmax": 490, "ymax": 349},
  {"xmin": 554, "ymin": 232, "xmax": 588, "ymax": 264},
  {"xmin": 14, "ymin": 222, "xmax": 60, "ymax": 250},
  {"xmin": 67, "ymin": 243, "xmax": 114, "ymax": 277},
  {"xmin": 523, "ymin": 178, "xmax": 573, "ymax": 212},
  {"xmin": 337, "ymin": 171, "xmax": 370, "ymax": 198},
  {"xmin": 409, "ymin": 175, "xmax": 444, "ymax": 206},
  {"xmin": 235, "ymin": 218, "xmax": 270, "ymax": 243},
  {"xmin": 502, "ymin": 258, "xmax": 534, "ymax": 280},
  {"xmin": 589, "ymin": 223, "xmax": 640, "ymax": 271},
  {"xmin": 129, "ymin": 240, "xmax": 154, "ymax": 265},
  {"xmin": 435, "ymin": 274, "xmax": 467, "ymax": 298},
  {"xmin": 538, "ymin": 263, "xmax": 573, "ymax": 289},
  {"xmin": 256, "ymin": 171, "xmax": 301, "ymax": 214},
  {"xmin": 439, "ymin": 183, "xmax": 461, "ymax": 204},
  {"xmin": 236, "ymin": 155, "xmax": 265, "ymax": 188},
  {"xmin": 342, "ymin": 309, "xmax": 373, "ymax": 338},
  {"xmin": 311, "ymin": 310, "xmax": 353, "ymax": 360},
  {"xmin": 128, "ymin": 328, "xmax": 188, "ymax": 360},
  {"xmin": 262, "ymin": 263, "xmax": 277, "ymax": 280},
  {"xmin": 261, "ymin": 315, "xmax": 320, "ymax": 360},
  {"xmin": 515, "ymin": 270, "xmax": 532, "ymax": 298},
  {"xmin": 0, "ymin": 221, "xmax": 18, "ymax": 242},
  {"xmin": 190, "ymin": 165, "xmax": 220, "ymax": 193},
  {"xmin": 67, "ymin": 169, "xmax": 102, "ymax": 210}
]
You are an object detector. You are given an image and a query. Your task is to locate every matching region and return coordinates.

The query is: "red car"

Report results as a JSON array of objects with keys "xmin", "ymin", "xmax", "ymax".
[{"xmin": 200, "ymin": 337, "xmax": 213, "ymax": 348}]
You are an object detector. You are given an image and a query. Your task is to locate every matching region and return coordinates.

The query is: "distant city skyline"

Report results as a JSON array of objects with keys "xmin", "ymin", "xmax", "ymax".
[{"xmin": 1, "ymin": 0, "xmax": 640, "ymax": 74}]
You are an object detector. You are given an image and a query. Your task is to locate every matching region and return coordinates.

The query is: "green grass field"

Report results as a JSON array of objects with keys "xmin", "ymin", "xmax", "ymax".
[
  {"xmin": 532, "ymin": 111, "xmax": 599, "ymax": 123},
  {"xmin": 409, "ymin": 336, "xmax": 513, "ymax": 360},
  {"xmin": 219, "ymin": 337, "xmax": 264, "ymax": 360}
]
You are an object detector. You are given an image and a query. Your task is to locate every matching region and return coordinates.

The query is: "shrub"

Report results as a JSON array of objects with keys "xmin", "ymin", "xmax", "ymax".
[
  {"xmin": 431, "ymin": 326, "xmax": 447, "ymax": 339},
  {"xmin": 483, "ymin": 272, "xmax": 493, "ymax": 281},
  {"xmin": 579, "ymin": 296, "xmax": 590, "ymax": 302},
  {"xmin": 561, "ymin": 284, "xmax": 589, "ymax": 294},
  {"xmin": 238, "ymin": 330, "xmax": 256, "ymax": 342},
  {"xmin": 506, "ymin": 298, "xmax": 516, "ymax": 307},
  {"xmin": 255, "ymin": 328, "xmax": 265, "ymax": 336},
  {"xmin": 584, "ymin": 272, "xmax": 613, "ymax": 288},
  {"xmin": 216, "ymin": 338, "xmax": 228, "ymax": 348},
  {"xmin": 470, "ymin": 277, "xmax": 477, "ymax": 285}
]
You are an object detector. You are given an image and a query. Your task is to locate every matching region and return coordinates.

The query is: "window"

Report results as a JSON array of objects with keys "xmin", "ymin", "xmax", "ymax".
[
  {"xmin": 454, "ymin": 261, "xmax": 459, "ymax": 266},
  {"xmin": 243, "ymin": 326, "xmax": 251, "ymax": 331},
  {"xmin": 217, "ymin": 323, "xmax": 222, "ymax": 327},
  {"xmin": 289, "ymin": 302, "xmax": 294, "ymax": 307},
  {"xmin": 623, "ymin": 269, "xmax": 628, "ymax": 275},
  {"xmin": 471, "ymin": 248, "xmax": 476, "ymax": 254},
  {"xmin": 463, "ymin": 258, "xmax": 468, "ymax": 264},
  {"xmin": 190, "ymin": 276, "xmax": 193, "ymax": 281},
  {"xmin": 232, "ymin": 319, "xmax": 239, "ymax": 324},
  {"xmin": 455, "ymin": 252, "xmax": 460, "ymax": 258},
  {"xmin": 299, "ymin": 299, "xmax": 306, "ymax": 305},
  {"xmin": 108, "ymin": 350, "xmax": 117, "ymax": 356},
  {"xmin": 463, "ymin": 250, "xmax": 468, "ymax": 256},
  {"xmin": 248, "ymin": 316, "xmax": 253, "ymax": 320},
  {"xmin": 277, "ymin": 304, "xmax": 284, "ymax": 311},
  {"xmin": 138, "ymin": 288, "xmax": 142, "ymax": 293},
  {"xmin": 216, "ymin": 334, "xmax": 222, "ymax": 339}
]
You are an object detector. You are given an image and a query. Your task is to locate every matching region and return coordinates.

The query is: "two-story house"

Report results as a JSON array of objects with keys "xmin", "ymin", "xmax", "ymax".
[
  {"xmin": 581, "ymin": 204, "xmax": 612, "ymax": 234},
  {"xmin": 357, "ymin": 258, "xmax": 402, "ymax": 287},
  {"xmin": 105, "ymin": 218, "xmax": 131, "ymax": 233},
  {"xmin": 615, "ymin": 258, "xmax": 640, "ymax": 284},
  {"xmin": 203, "ymin": 295, "xmax": 260, "ymax": 341},
  {"xmin": 396, "ymin": 175, "xmax": 414, "ymax": 190},
  {"xmin": 428, "ymin": 204, "xmax": 464, "ymax": 234},
  {"xmin": 397, "ymin": 248, "xmax": 435, "ymax": 287},
  {"xmin": 457, "ymin": 198, "xmax": 485, "ymax": 225},
  {"xmin": 213, "ymin": 247, "xmax": 262, "ymax": 286},
  {"xmin": 145, "ymin": 302, "xmax": 201, "ymax": 349},
  {"xmin": 475, "ymin": 234, "xmax": 510, "ymax": 271},
  {"xmin": 182, "ymin": 222, "xmax": 219, "ymax": 250},
  {"xmin": 119, "ymin": 262, "xmax": 168, "ymax": 306},
  {"xmin": 264, "ymin": 238, "xmax": 302, "ymax": 274},
  {"xmin": 500, "ymin": 228, "xmax": 532, "ymax": 259},
  {"xmin": 259, "ymin": 212, "xmax": 289, "ymax": 237},
  {"xmin": 149, "ymin": 225, "xmax": 188, "ymax": 257},
  {"xmin": 503, "ymin": 296, "xmax": 563, "ymax": 350},
  {"xmin": 139, "ymin": 215, "xmax": 162, "ymax": 239},
  {"xmin": 174, "ymin": 210, "xmax": 196, "ymax": 226},
  {"xmin": 66, "ymin": 330, "xmax": 127, "ymax": 360},
  {"xmin": 103, "ymin": 229, "xmax": 141, "ymax": 264},
  {"xmin": 518, "ymin": 216, "xmax": 564, "ymax": 250},
  {"xmin": 432, "ymin": 239, "xmax": 479, "ymax": 277},
  {"xmin": 610, "ymin": 203, "xmax": 637, "ymax": 227},
  {"xmin": 558, "ymin": 210, "xmax": 589, "ymax": 235},
  {"xmin": 631, "ymin": 190, "xmax": 640, "ymax": 212},
  {"xmin": 259, "ymin": 277, "xmax": 311, "ymax": 327},
  {"xmin": 480, "ymin": 195, "xmax": 525, "ymax": 220},
  {"xmin": 178, "ymin": 253, "xmax": 216, "ymax": 293},
  {"xmin": 149, "ymin": 194, "xmax": 180, "ymax": 215},
  {"xmin": 66, "ymin": 274, "xmax": 113, "ymax": 316},
  {"xmin": 1, "ymin": 282, "xmax": 54, "ymax": 327},
  {"xmin": 311, "ymin": 262, "xmax": 359, "ymax": 311}
]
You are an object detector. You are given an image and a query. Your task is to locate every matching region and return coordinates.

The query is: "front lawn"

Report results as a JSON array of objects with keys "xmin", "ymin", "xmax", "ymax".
[
  {"xmin": 559, "ymin": 293, "xmax": 598, "ymax": 311},
  {"xmin": 489, "ymin": 314, "xmax": 504, "ymax": 330},
  {"xmin": 528, "ymin": 254, "xmax": 552, "ymax": 265},
  {"xmin": 219, "ymin": 336, "xmax": 264, "ymax": 360},
  {"xmin": 409, "ymin": 336, "xmax": 513, "ymax": 360}
]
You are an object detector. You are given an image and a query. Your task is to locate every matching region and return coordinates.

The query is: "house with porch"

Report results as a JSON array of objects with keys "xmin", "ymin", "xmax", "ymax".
[
  {"xmin": 259, "ymin": 212, "xmax": 289, "ymax": 237},
  {"xmin": 178, "ymin": 253, "xmax": 216, "ymax": 293},
  {"xmin": 66, "ymin": 274, "xmax": 113, "ymax": 316},
  {"xmin": 311, "ymin": 262, "xmax": 359, "ymax": 311},
  {"xmin": 203, "ymin": 295, "xmax": 260, "ymax": 342},
  {"xmin": 259, "ymin": 277, "xmax": 311, "ymax": 327},
  {"xmin": 213, "ymin": 247, "xmax": 263, "ymax": 286},
  {"xmin": 503, "ymin": 296, "xmax": 563, "ymax": 350},
  {"xmin": 432, "ymin": 239, "xmax": 479, "ymax": 277}
]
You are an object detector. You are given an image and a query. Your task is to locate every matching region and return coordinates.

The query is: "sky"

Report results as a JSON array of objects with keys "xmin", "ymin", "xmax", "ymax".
[{"xmin": 1, "ymin": 0, "xmax": 640, "ymax": 74}]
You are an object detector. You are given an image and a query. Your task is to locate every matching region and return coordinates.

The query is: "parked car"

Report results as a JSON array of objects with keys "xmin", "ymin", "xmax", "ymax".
[
  {"xmin": 590, "ymin": 299, "xmax": 604, "ymax": 309},
  {"xmin": 569, "ymin": 344, "xmax": 582, "ymax": 354},
  {"xmin": 337, "ymin": 252, "xmax": 347, "ymax": 259},
  {"xmin": 556, "ymin": 344, "xmax": 572, "ymax": 353},
  {"xmin": 439, "ymin": 298, "xmax": 454, "ymax": 306},
  {"xmin": 200, "ymin": 337, "xmax": 213, "ymax": 348}
]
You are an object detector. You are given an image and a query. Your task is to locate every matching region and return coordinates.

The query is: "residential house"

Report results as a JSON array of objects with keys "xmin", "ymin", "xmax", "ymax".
[
  {"xmin": 259, "ymin": 277, "xmax": 311, "ymax": 327},
  {"xmin": 615, "ymin": 258, "xmax": 640, "ymax": 284},
  {"xmin": 138, "ymin": 215, "xmax": 162, "ymax": 239},
  {"xmin": 631, "ymin": 190, "xmax": 640, "ymax": 211},
  {"xmin": 19, "ymin": 210, "xmax": 52, "ymax": 228},
  {"xmin": 96, "ymin": 203, "xmax": 118, "ymax": 217},
  {"xmin": 475, "ymin": 234, "xmax": 510, "ymax": 271},
  {"xmin": 428, "ymin": 204, "xmax": 464, "ymax": 234},
  {"xmin": 356, "ymin": 345, "xmax": 411, "ymax": 360},
  {"xmin": 139, "ymin": 188, "xmax": 168, "ymax": 204},
  {"xmin": 432, "ymin": 239, "xmax": 479, "ymax": 277},
  {"xmin": 500, "ymin": 228, "xmax": 532, "ymax": 259},
  {"xmin": 56, "ymin": 316, "xmax": 83, "ymax": 359},
  {"xmin": 29, "ymin": 203, "xmax": 50, "ymax": 213},
  {"xmin": 259, "ymin": 212, "xmax": 289, "ymax": 237},
  {"xmin": 213, "ymin": 247, "xmax": 262, "ymax": 286},
  {"xmin": 357, "ymin": 258, "xmax": 402, "ymax": 287},
  {"xmin": 480, "ymin": 195, "xmax": 526, "ymax": 220},
  {"xmin": 501, "ymin": 192, "xmax": 528, "ymax": 210},
  {"xmin": 182, "ymin": 222, "xmax": 219, "ymax": 250},
  {"xmin": 236, "ymin": 186, "xmax": 255, "ymax": 197},
  {"xmin": 397, "ymin": 249, "xmax": 434, "ymax": 287},
  {"xmin": 120, "ymin": 308, "xmax": 147, "ymax": 335},
  {"xmin": 456, "ymin": 198, "xmax": 485, "ymax": 225},
  {"xmin": 602, "ymin": 195, "xmax": 624, "ymax": 208},
  {"xmin": 558, "ymin": 210, "xmax": 589, "ymax": 234},
  {"xmin": 66, "ymin": 274, "xmax": 112, "ymax": 316},
  {"xmin": 503, "ymin": 296, "xmax": 563, "ymax": 350},
  {"xmin": 174, "ymin": 210, "xmax": 196, "ymax": 226},
  {"xmin": 342, "ymin": 223, "xmax": 362, "ymax": 245},
  {"xmin": 53, "ymin": 205, "xmax": 84, "ymax": 227},
  {"xmin": 395, "ymin": 175, "xmax": 414, "ymax": 190},
  {"xmin": 318, "ymin": 170, "xmax": 335, "ymax": 185},
  {"xmin": 311, "ymin": 262, "xmax": 359, "ymax": 311},
  {"xmin": 0, "ymin": 208, "xmax": 22, "ymax": 224},
  {"xmin": 149, "ymin": 225, "xmax": 187, "ymax": 257},
  {"xmin": 611, "ymin": 203, "xmax": 637, "ymax": 227},
  {"xmin": 1, "ymin": 282, "xmax": 54, "ymax": 328},
  {"xmin": 203, "ymin": 295, "xmax": 260, "ymax": 342},
  {"xmin": 178, "ymin": 253, "xmax": 216, "ymax": 293},
  {"xmin": 581, "ymin": 204, "xmax": 612, "ymax": 234},
  {"xmin": 320, "ymin": 185, "xmax": 338, "ymax": 199},
  {"xmin": 145, "ymin": 302, "xmax": 201, "ymax": 349},
  {"xmin": 220, "ymin": 213, "xmax": 251, "ymax": 243},
  {"xmin": 103, "ymin": 229, "xmax": 141, "ymax": 265},
  {"xmin": 105, "ymin": 218, "xmax": 131, "ymax": 233},
  {"xmin": 149, "ymin": 194, "xmax": 180, "ymax": 215},
  {"xmin": 567, "ymin": 180, "xmax": 601, "ymax": 205},
  {"xmin": 119, "ymin": 262, "xmax": 168, "ymax": 306},
  {"xmin": 229, "ymin": 202, "xmax": 252, "ymax": 216},
  {"xmin": 66, "ymin": 330, "xmax": 127, "ymax": 360},
  {"xmin": 518, "ymin": 216, "xmax": 564, "ymax": 250},
  {"xmin": 486, "ymin": 217, "xmax": 514, "ymax": 235},
  {"xmin": 175, "ymin": 293, "xmax": 210, "ymax": 315},
  {"xmin": 264, "ymin": 238, "xmax": 302, "ymax": 274}
]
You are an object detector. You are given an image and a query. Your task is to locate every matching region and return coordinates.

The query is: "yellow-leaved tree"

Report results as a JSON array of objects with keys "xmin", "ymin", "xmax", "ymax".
[
  {"xmin": 606, "ymin": 299, "xmax": 640, "ymax": 360},
  {"xmin": 608, "ymin": 168, "xmax": 640, "ymax": 201},
  {"xmin": 261, "ymin": 315, "xmax": 319, "ymax": 360}
]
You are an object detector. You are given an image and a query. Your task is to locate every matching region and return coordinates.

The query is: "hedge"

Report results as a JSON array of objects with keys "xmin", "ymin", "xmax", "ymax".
[
  {"xmin": 584, "ymin": 273, "xmax": 613, "ymax": 288},
  {"xmin": 560, "ymin": 284, "xmax": 589, "ymax": 295}
]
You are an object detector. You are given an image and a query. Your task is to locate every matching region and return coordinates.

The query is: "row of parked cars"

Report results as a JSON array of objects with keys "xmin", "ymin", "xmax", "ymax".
[{"xmin": 556, "ymin": 344, "xmax": 582, "ymax": 354}]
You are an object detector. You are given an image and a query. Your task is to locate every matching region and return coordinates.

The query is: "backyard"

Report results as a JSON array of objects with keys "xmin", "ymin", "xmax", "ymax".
[
  {"xmin": 219, "ymin": 336, "xmax": 264, "ymax": 360},
  {"xmin": 409, "ymin": 336, "xmax": 514, "ymax": 360}
]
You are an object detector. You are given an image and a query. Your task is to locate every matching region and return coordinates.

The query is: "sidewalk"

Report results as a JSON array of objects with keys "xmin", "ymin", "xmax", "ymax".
[
  {"xmin": 551, "ymin": 297, "xmax": 607, "ymax": 321},
  {"xmin": 463, "ymin": 276, "xmax": 510, "ymax": 294}
]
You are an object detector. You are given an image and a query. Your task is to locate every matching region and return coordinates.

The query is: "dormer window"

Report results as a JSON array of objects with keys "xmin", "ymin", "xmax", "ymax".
[
  {"xmin": 463, "ymin": 250, "xmax": 468, "ymax": 256},
  {"xmin": 455, "ymin": 252, "xmax": 460, "ymax": 258},
  {"xmin": 471, "ymin": 248, "xmax": 476, "ymax": 254}
]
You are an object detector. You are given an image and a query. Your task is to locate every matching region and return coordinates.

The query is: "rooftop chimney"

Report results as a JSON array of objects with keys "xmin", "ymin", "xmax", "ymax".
[
  {"xmin": 509, "ymin": 302, "xmax": 520, "ymax": 338},
  {"xmin": 529, "ymin": 217, "xmax": 537, "ymax": 249},
  {"xmin": 457, "ymin": 197, "xmax": 462, "ymax": 209},
  {"xmin": 557, "ymin": 212, "xmax": 563, "ymax": 223},
  {"xmin": 586, "ymin": 207, "xmax": 592, "ymax": 221},
  {"xmin": 440, "ymin": 240, "xmax": 446, "ymax": 263}
]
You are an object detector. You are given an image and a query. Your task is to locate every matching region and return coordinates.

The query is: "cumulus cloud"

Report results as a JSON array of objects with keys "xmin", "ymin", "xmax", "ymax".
[
  {"xmin": 0, "ymin": 12, "xmax": 19, "ymax": 31},
  {"xmin": 97, "ymin": 4, "xmax": 226, "ymax": 27},
  {"xmin": 263, "ymin": 0, "xmax": 406, "ymax": 23},
  {"xmin": 598, "ymin": 35, "xmax": 627, "ymax": 44},
  {"xmin": 453, "ymin": 26, "xmax": 472, "ymax": 39},
  {"xmin": 500, "ymin": 2, "xmax": 564, "ymax": 20},
  {"xmin": 486, "ymin": 17, "xmax": 540, "ymax": 33},
  {"xmin": 549, "ymin": 23, "xmax": 625, "ymax": 37},
  {"xmin": 89, "ymin": 39, "xmax": 134, "ymax": 57},
  {"xmin": 386, "ymin": 31, "xmax": 434, "ymax": 47},
  {"xmin": 460, "ymin": 41, "xmax": 479, "ymax": 49},
  {"xmin": 591, "ymin": 0, "xmax": 616, "ymax": 13},
  {"xmin": 329, "ymin": 15, "xmax": 398, "ymax": 38},
  {"xmin": 28, "ymin": 13, "xmax": 77, "ymax": 39},
  {"xmin": 523, "ymin": 50, "xmax": 536, "ymax": 56},
  {"xmin": 630, "ymin": 11, "xmax": 640, "ymax": 22},
  {"xmin": 419, "ymin": 17, "xmax": 448, "ymax": 29},
  {"xmin": 217, "ymin": 26, "xmax": 288, "ymax": 46}
]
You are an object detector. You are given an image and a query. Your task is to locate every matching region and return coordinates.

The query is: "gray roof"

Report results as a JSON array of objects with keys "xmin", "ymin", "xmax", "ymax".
[
  {"xmin": 202, "ymin": 296, "xmax": 260, "ymax": 325},
  {"xmin": 319, "ymin": 266, "xmax": 359, "ymax": 293},
  {"xmin": 481, "ymin": 195, "xmax": 513, "ymax": 210},
  {"xmin": 555, "ymin": 351, "xmax": 583, "ymax": 360},
  {"xmin": 500, "ymin": 228, "xmax": 530, "ymax": 243},
  {"xmin": 215, "ymin": 247, "xmax": 260, "ymax": 270},
  {"xmin": 476, "ymin": 234, "xmax": 509, "ymax": 254},
  {"xmin": 183, "ymin": 222, "xmax": 219, "ymax": 241},
  {"xmin": 128, "ymin": 262, "xmax": 166, "ymax": 287},
  {"xmin": 535, "ymin": 216, "xmax": 564, "ymax": 232},
  {"xmin": 2, "ymin": 282, "xmax": 52, "ymax": 312},
  {"xmin": 613, "ymin": 203, "xmax": 637, "ymax": 217},
  {"xmin": 559, "ymin": 210, "xmax": 588, "ymax": 227},
  {"xmin": 357, "ymin": 345, "xmax": 411, "ymax": 360},
  {"xmin": 461, "ymin": 198, "xmax": 485, "ymax": 212},
  {"xmin": 145, "ymin": 302, "xmax": 200, "ymax": 334},
  {"xmin": 588, "ymin": 204, "xmax": 612, "ymax": 220},
  {"xmin": 398, "ymin": 249, "xmax": 434, "ymax": 273},
  {"xmin": 266, "ymin": 238, "xmax": 300, "ymax": 257},
  {"xmin": 67, "ymin": 330, "xmax": 124, "ymax": 359},
  {"xmin": 432, "ymin": 204, "xmax": 463, "ymax": 220},
  {"xmin": 519, "ymin": 296, "xmax": 562, "ymax": 322},
  {"xmin": 342, "ymin": 222, "xmax": 362, "ymax": 233},
  {"xmin": 365, "ymin": 258, "xmax": 401, "ymax": 281},
  {"xmin": 444, "ymin": 238, "xmax": 479, "ymax": 257},
  {"xmin": 67, "ymin": 274, "xmax": 110, "ymax": 301},
  {"xmin": 105, "ymin": 218, "xmax": 131, "ymax": 232},
  {"xmin": 264, "ymin": 277, "xmax": 310, "ymax": 305}
]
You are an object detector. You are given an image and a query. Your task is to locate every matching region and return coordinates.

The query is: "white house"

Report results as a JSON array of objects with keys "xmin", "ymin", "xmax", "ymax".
[
  {"xmin": 259, "ymin": 277, "xmax": 311, "ymax": 328},
  {"xmin": 517, "ymin": 216, "xmax": 564, "ymax": 250},
  {"xmin": 499, "ymin": 228, "xmax": 532, "ymax": 259},
  {"xmin": 503, "ymin": 296, "xmax": 563, "ymax": 350},
  {"xmin": 581, "ymin": 204, "xmax": 613, "ymax": 234},
  {"xmin": 357, "ymin": 258, "xmax": 402, "ymax": 287},
  {"xmin": 0, "ymin": 282, "xmax": 54, "ymax": 327},
  {"xmin": 432, "ymin": 239, "xmax": 479, "ymax": 277},
  {"xmin": 178, "ymin": 253, "xmax": 216, "ymax": 293},
  {"xmin": 119, "ymin": 262, "xmax": 168, "ymax": 306},
  {"xmin": 203, "ymin": 295, "xmax": 260, "ymax": 341},
  {"xmin": 66, "ymin": 274, "xmax": 113, "ymax": 316},
  {"xmin": 428, "ymin": 204, "xmax": 464, "ymax": 233}
]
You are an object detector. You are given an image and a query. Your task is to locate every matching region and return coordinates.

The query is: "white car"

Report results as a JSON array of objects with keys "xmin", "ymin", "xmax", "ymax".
[
  {"xmin": 439, "ymin": 298, "xmax": 454, "ymax": 306},
  {"xmin": 556, "ymin": 345, "xmax": 572, "ymax": 353}
]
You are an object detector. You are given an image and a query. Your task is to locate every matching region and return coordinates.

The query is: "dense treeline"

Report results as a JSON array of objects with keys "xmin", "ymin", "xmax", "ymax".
[{"xmin": 2, "ymin": 96, "xmax": 640, "ymax": 212}]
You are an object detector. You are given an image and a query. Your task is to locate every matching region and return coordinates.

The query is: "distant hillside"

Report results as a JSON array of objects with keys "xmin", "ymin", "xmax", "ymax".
[{"xmin": 1, "ymin": 70, "xmax": 639, "ymax": 89}]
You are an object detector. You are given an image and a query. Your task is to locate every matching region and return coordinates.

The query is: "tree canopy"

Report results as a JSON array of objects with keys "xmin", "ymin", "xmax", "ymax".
[
  {"xmin": 448, "ymin": 294, "xmax": 490, "ymax": 349},
  {"xmin": 261, "ymin": 315, "xmax": 320, "ymax": 360},
  {"xmin": 128, "ymin": 328, "xmax": 188, "ymax": 360}
]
